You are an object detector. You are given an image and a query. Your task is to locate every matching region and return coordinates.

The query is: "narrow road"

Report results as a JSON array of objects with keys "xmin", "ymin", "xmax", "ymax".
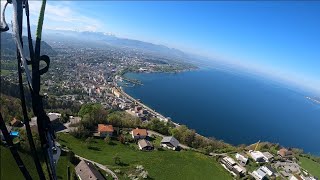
[{"xmin": 75, "ymin": 154, "xmax": 119, "ymax": 180}]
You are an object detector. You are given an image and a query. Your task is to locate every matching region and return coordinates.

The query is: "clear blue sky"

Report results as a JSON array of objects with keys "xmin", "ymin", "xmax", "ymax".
[{"xmin": 2, "ymin": 1, "xmax": 320, "ymax": 94}]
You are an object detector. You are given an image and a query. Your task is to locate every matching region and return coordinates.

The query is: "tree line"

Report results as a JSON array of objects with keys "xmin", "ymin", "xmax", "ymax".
[{"xmin": 71, "ymin": 103, "xmax": 232, "ymax": 153}]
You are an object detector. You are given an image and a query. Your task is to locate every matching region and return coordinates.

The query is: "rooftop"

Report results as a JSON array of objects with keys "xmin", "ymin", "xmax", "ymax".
[
  {"xmin": 98, "ymin": 124, "xmax": 114, "ymax": 132},
  {"xmin": 75, "ymin": 160, "xmax": 104, "ymax": 180},
  {"xmin": 132, "ymin": 128, "xmax": 148, "ymax": 136}
]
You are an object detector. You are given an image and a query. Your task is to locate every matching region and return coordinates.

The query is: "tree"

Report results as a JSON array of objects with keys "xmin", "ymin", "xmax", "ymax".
[
  {"xmin": 60, "ymin": 112, "xmax": 69, "ymax": 123},
  {"xmin": 118, "ymin": 134, "xmax": 126, "ymax": 144},
  {"xmin": 108, "ymin": 113, "xmax": 122, "ymax": 127},
  {"xmin": 147, "ymin": 118, "xmax": 170, "ymax": 135}
]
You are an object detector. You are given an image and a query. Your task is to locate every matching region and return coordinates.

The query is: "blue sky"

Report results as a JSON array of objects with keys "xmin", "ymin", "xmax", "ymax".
[{"xmin": 2, "ymin": 1, "xmax": 320, "ymax": 94}]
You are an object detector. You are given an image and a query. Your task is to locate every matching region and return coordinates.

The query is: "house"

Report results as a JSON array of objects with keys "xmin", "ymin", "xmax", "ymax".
[
  {"xmin": 98, "ymin": 124, "xmax": 114, "ymax": 137},
  {"xmin": 278, "ymin": 148, "xmax": 293, "ymax": 158},
  {"xmin": 10, "ymin": 118, "xmax": 22, "ymax": 127},
  {"xmin": 252, "ymin": 167, "xmax": 267, "ymax": 180},
  {"xmin": 138, "ymin": 139, "xmax": 154, "ymax": 151},
  {"xmin": 134, "ymin": 106, "xmax": 143, "ymax": 113},
  {"xmin": 262, "ymin": 152, "xmax": 274, "ymax": 162},
  {"xmin": 75, "ymin": 160, "xmax": 104, "ymax": 180},
  {"xmin": 30, "ymin": 113, "xmax": 61, "ymax": 129},
  {"xmin": 235, "ymin": 153, "xmax": 249, "ymax": 165},
  {"xmin": 160, "ymin": 136, "xmax": 179, "ymax": 150},
  {"xmin": 112, "ymin": 87, "xmax": 121, "ymax": 98},
  {"xmin": 250, "ymin": 151, "xmax": 266, "ymax": 162},
  {"xmin": 220, "ymin": 156, "xmax": 246, "ymax": 177},
  {"xmin": 260, "ymin": 165, "xmax": 276, "ymax": 176},
  {"xmin": 289, "ymin": 174, "xmax": 303, "ymax": 180},
  {"xmin": 131, "ymin": 128, "xmax": 148, "ymax": 139}
]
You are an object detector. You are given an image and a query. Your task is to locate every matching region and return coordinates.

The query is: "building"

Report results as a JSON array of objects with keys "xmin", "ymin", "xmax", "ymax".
[
  {"xmin": 260, "ymin": 165, "xmax": 276, "ymax": 176},
  {"xmin": 69, "ymin": 116, "xmax": 81, "ymax": 124},
  {"xmin": 220, "ymin": 156, "xmax": 246, "ymax": 177},
  {"xmin": 138, "ymin": 139, "xmax": 154, "ymax": 151},
  {"xmin": 98, "ymin": 124, "xmax": 114, "ymax": 137},
  {"xmin": 289, "ymin": 174, "xmax": 303, "ymax": 180},
  {"xmin": 262, "ymin": 152, "xmax": 274, "ymax": 162},
  {"xmin": 160, "ymin": 136, "xmax": 179, "ymax": 150},
  {"xmin": 131, "ymin": 128, "xmax": 148, "ymax": 139},
  {"xmin": 278, "ymin": 148, "xmax": 293, "ymax": 158},
  {"xmin": 250, "ymin": 151, "xmax": 266, "ymax": 162},
  {"xmin": 10, "ymin": 118, "xmax": 22, "ymax": 127},
  {"xmin": 30, "ymin": 113, "xmax": 61, "ymax": 126},
  {"xmin": 112, "ymin": 87, "xmax": 121, "ymax": 98},
  {"xmin": 75, "ymin": 160, "xmax": 104, "ymax": 180},
  {"xmin": 252, "ymin": 167, "xmax": 267, "ymax": 180},
  {"xmin": 235, "ymin": 153, "xmax": 248, "ymax": 165}
]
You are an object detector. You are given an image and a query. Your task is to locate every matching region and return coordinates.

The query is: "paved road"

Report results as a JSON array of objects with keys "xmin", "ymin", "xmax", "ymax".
[{"xmin": 75, "ymin": 155, "xmax": 119, "ymax": 180}]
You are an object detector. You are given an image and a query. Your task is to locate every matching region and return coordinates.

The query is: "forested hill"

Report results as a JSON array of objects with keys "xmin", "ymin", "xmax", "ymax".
[{"xmin": 1, "ymin": 32, "xmax": 57, "ymax": 59}]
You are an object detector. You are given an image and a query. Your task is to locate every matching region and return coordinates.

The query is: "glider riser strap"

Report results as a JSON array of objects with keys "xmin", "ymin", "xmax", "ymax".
[{"xmin": 0, "ymin": 113, "xmax": 32, "ymax": 180}]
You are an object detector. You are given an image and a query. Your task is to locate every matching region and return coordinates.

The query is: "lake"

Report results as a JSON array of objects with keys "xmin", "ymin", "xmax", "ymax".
[{"xmin": 122, "ymin": 68, "xmax": 320, "ymax": 155}]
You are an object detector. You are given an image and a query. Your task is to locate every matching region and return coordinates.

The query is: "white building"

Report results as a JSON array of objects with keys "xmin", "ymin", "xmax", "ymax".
[
  {"xmin": 260, "ymin": 166, "xmax": 275, "ymax": 176},
  {"xmin": 235, "ymin": 153, "xmax": 248, "ymax": 165},
  {"xmin": 250, "ymin": 151, "xmax": 267, "ymax": 162},
  {"xmin": 252, "ymin": 167, "xmax": 267, "ymax": 180}
]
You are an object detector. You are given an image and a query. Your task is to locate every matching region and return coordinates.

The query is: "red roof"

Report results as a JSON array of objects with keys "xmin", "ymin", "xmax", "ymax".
[
  {"xmin": 98, "ymin": 124, "xmax": 114, "ymax": 133},
  {"xmin": 132, "ymin": 128, "xmax": 147, "ymax": 136}
]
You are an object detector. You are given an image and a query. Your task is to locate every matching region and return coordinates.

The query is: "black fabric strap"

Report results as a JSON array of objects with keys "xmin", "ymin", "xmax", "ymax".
[{"xmin": 0, "ymin": 113, "xmax": 32, "ymax": 180}]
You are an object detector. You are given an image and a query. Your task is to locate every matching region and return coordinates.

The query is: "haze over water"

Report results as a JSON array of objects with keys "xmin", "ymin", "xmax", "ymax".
[{"xmin": 123, "ymin": 67, "xmax": 320, "ymax": 155}]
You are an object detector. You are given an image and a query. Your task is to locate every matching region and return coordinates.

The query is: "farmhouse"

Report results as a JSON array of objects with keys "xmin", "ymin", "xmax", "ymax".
[
  {"xmin": 10, "ymin": 118, "xmax": 22, "ymax": 127},
  {"xmin": 160, "ymin": 136, "xmax": 179, "ymax": 150},
  {"xmin": 75, "ymin": 160, "xmax": 104, "ymax": 180},
  {"xmin": 97, "ymin": 124, "xmax": 114, "ymax": 137},
  {"xmin": 278, "ymin": 148, "xmax": 293, "ymax": 158},
  {"xmin": 138, "ymin": 139, "xmax": 154, "ymax": 151},
  {"xmin": 131, "ymin": 128, "xmax": 148, "ymax": 139}
]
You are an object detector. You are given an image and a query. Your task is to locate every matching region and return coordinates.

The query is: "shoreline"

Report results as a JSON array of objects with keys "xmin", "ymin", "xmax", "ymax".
[
  {"xmin": 114, "ymin": 82, "xmax": 181, "ymax": 127},
  {"xmin": 114, "ymin": 71, "xmax": 320, "ymax": 156}
]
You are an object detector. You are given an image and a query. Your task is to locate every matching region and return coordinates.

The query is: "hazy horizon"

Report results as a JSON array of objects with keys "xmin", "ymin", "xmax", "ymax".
[{"xmin": 2, "ymin": 1, "xmax": 320, "ymax": 95}]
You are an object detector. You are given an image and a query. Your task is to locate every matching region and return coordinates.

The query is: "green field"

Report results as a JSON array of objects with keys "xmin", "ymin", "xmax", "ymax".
[
  {"xmin": 300, "ymin": 156, "xmax": 320, "ymax": 178},
  {"xmin": 0, "ymin": 146, "xmax": 38, "ymax": 179},
  {"xmin": 0, "ymin": 146, "xmax": 74, "ymax": 180},
  {"xmin": 58, "ymin": 133, "xmax": 232, "ymax": 180}
]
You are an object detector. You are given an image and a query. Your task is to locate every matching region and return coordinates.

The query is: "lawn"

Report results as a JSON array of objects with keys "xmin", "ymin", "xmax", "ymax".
[
  {"xmin": 299, "ymin": 156, "xmax": 320, "ymax": 178},
  {"xmin": 0, "ymin": 69, "xmax": 13, "ymax": 76},
  {"xmin": 58, "ymin": 133, "xmax": 232, "ymax": 180},
  {"xmin": 0, "ymin": 145, "xmax": 75, "ymax": 180},
  {"xmin": 0, "ymin": 146, "xmax": 40, "ymax": 179}
]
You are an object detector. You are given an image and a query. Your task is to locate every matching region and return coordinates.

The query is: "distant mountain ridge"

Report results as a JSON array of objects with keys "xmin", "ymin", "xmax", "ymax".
[
  {"xmin": 41, "ymin": 28, "xmax": 192, "ymax": 61},
  {"xmin": 0, "ymin": 32, "xmax": 57, "ymax": 58}
]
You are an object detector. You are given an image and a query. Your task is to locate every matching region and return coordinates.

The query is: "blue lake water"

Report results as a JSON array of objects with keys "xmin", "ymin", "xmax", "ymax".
[{"xmin": 122, "ymin": 68, "xmax": 320, "ymax": 155}]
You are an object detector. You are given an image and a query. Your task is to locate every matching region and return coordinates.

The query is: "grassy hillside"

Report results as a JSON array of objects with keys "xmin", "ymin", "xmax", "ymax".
[
  {"xmin": 0, "ymin": 146, "xmax": 74, "ymax": 180},
  {"xmin": 300, "ymin": 156, "xmax": 320, "ymax": 178},
  {"xmin": 58, "ymin": 133, "xmax": 232, "ymax": 180},
  {"xmin": 0, "ymin": 146, "xmax": 38, "ymax": 179}
]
